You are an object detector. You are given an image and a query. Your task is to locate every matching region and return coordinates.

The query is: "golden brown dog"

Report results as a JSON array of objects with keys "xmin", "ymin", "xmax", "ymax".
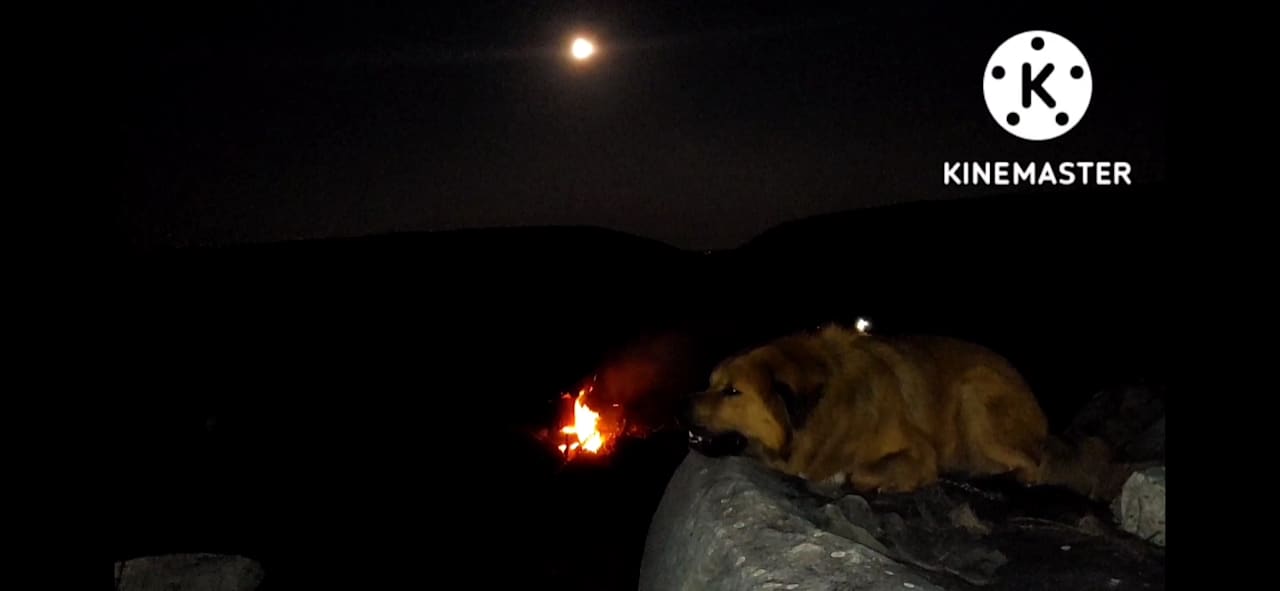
[{"xmin": 687, "ymin": 324, "xmax": 1115, "ymax": 498}]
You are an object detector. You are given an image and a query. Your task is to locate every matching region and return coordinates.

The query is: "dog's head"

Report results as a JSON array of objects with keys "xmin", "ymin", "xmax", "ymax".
[{"xmin": 684, "ymin": 343, "xmax": 823, "ymax": 459}]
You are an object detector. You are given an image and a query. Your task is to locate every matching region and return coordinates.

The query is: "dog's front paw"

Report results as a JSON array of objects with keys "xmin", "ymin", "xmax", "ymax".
[{"xmin": 804, "ymin": 473, "xmax": 850, "ymax": 499}]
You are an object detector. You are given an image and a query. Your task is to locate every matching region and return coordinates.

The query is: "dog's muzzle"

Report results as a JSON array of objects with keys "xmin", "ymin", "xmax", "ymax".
[
  {"xmin": 687, "ymin": 426, "xmax": 713, "ymax": 448},
  {"xmin": 687, "ymin": 426, "xmax": 748, "ymax": 457},
  {"xmin": 679, "ymin": 392, "xmax": 748, "ymax": 456}
]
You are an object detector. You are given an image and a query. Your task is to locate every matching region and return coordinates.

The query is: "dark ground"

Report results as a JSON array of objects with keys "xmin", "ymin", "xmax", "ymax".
[{"xmin": 97, "ymin": 186, "xmax": 1174, "ymax": 589}]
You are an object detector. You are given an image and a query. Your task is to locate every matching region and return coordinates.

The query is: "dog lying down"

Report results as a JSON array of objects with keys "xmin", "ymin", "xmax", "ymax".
[{"xmin": 684, "ymin": 324, "xmax": 1118, "ymax": 500}]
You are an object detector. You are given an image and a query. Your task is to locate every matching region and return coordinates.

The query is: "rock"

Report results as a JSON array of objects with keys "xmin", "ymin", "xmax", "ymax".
[
  {"xmin": 113, "ymin": 553, "xmax": 264, "ymax": 591},
  {"xmin": 948, "ymin": 504, "xmax": 991, "ymax": 536},
  {"xmin": 817, "ymin": 502, "xmax": 890, "ymax": 555},
  {"xmin": 643, "ymin": 452, "xmax": 1166, "ymax": 590},
  {"xmin": 1076, "ymin": 514, "xmax": 1107, "ymax": 537},
  {"xmin": 639, "ymin": 452, "xmax": 942, "ymax": 591},
  {"xmin": 1114, "ymin": 467, "xmax": 1166, "ymax": 547},
  {"xmin": 873, "ymin": 492, "xmax": 1008, "ymax": 586}
]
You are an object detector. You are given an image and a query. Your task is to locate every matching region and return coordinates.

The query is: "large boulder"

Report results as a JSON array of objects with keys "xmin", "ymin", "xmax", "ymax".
[
  {"xmin": 1114, "ymin": 467, "xmax": 1166, "ymax": 547},
  {"xmin": 641, "ymin": 451, "xmax": 1165, "ymax": 591},
  {"xmin": 639, "ymin": 452, "xmax": 944, "ymax": 591},
  {"xmin": 114, "ymin": 553, "xmax": 264, "ymax": 591}
]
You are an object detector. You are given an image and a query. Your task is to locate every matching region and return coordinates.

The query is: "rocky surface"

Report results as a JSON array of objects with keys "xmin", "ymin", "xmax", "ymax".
[
  {"xmin": 640, "ymin": 452, "xmax": 942, "ymax": 591},
  {"xmin": 114, "ymin": 553, "xmax": 264, "ymax": 591},
  {"xmin": 641, "ymin": 452, "xmax": 1165, "ymax": 591},
  {"xmin": 1115, "ymin": 467, "xmax": 1166, "ymax": 547}
]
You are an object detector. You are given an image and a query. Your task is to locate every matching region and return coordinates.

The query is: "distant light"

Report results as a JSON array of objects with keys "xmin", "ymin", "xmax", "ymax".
[
  {"xmin": 855, "ymin": 318, "xmax": 872, "ymax": 334},
  {"xmin": 571, "ymin": 38, "xmax": 595, "ymax": 60}
]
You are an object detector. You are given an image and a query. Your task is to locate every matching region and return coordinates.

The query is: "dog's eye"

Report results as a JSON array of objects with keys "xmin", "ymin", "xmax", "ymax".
[{"xmin": 723, "ymin": 386, "xmax": 741, "ymax": 397}]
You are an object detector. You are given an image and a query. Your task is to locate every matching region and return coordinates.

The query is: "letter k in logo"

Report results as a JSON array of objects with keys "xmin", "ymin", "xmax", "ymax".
[{"xmin": 1022, "ymin": 63, "xmax": 1055, "ymax": 108}]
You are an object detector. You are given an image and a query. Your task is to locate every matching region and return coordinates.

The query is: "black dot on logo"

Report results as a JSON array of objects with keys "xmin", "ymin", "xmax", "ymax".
[
  {"xmin": 1007, "ymin": 113, "xmax": 1020, "ymax": 126},
  {"xmin": 1056, "ymin": 113, "xmax": 1069, "ymax": 125},
  {"xmin": 1071, "ymin": 66, "xmax": 1084, "ymax": 79},
  {"xmin": 992, "ymin": 66, "xmax": 1005, "ymax": 79},
  {"xmin": 1031, "ymin": 37, "xmax": 1045, "ymax": 50}
]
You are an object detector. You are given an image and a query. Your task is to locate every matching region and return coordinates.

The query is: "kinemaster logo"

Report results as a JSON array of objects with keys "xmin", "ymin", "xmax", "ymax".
[{"xmin": 945, "ymin": 30, "xmax": 1132, "ymax": 187}]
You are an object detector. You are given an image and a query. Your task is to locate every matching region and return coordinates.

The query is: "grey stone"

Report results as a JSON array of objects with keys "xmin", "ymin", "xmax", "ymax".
[
  {"xmin": 639, "ymin": 452, "xmax": 942, "ymax": 591},
  {"xmin": 1114, "ymin": 467, "xmax": 1166, "ymax": 547},
  {"xmin": 114, "ymin": 553, "xmax": 264, "ymax": 591}
]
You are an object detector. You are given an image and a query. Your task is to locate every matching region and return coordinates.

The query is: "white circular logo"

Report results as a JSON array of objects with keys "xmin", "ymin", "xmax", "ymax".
[{"xmin": 983, "ymin": 31, "xmax": 1092, "ymax": 141}]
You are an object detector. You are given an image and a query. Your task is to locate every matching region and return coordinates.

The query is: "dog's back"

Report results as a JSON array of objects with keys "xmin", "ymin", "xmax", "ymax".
[{"xmin": 802, "ymin": 327, "xmax": 1052, "ymax": 488}]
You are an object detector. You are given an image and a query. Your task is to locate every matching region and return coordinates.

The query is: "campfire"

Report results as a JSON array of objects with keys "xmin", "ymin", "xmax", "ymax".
[{"xmin": 553, "ymin": 376, "xmax": 632, "ymax": 461}]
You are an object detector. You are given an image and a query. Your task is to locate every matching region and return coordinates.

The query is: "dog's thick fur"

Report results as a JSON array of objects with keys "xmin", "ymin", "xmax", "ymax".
[{"xmin": 689, "ymin": 324, "xmax": 1116, "ymax": 498}]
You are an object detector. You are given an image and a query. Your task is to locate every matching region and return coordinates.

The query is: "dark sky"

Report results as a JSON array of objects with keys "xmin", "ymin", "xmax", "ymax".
[{"xmin": 116, "ymin": 1, "xmax": 1167, "ymax": 250}]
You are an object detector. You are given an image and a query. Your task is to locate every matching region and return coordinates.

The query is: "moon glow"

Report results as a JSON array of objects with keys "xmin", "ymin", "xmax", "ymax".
[{"xmin": 571, "ymin": 38, "xmax": 595, "ymax": 60}]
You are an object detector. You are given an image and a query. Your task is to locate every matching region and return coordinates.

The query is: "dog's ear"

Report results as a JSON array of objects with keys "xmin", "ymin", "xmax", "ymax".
[{"xmin": 771, "ymin": 378, "xmax": 816, "ymax": 431}]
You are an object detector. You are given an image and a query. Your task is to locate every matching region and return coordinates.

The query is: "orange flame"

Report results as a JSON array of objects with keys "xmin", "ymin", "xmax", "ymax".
[{"xmin": 556, "ymin": 379, "xmax": 614, "ymax": 459}]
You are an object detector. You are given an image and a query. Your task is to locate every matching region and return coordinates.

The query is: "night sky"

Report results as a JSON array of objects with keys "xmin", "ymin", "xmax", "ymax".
[{"xmin": 116, "ymin": 1, "xmax": 1167, "ymax": 250}]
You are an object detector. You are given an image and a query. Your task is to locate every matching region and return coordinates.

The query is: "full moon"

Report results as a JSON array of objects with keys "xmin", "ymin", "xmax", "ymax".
[{"xmin": 571, "ymin": 38, "xmax": 595, "ymax": 60}]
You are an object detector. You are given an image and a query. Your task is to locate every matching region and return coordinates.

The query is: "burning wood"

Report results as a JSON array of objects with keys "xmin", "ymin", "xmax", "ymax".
[{"xmin": 553, "ymin": 378, "xmax": 625, "ymax": 460}]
